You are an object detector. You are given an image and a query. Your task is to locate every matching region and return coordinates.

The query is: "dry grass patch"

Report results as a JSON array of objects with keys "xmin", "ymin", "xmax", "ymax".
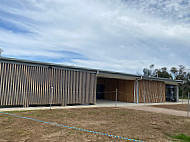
[{"xmin": 0, "ymin": 107, "xmax": 189, "ymax": 142}]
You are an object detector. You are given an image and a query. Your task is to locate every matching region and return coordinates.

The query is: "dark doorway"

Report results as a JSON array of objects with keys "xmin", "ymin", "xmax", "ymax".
[
  {"xmin": 96, "ymin": 84, "xmax": 104, "ymax": 99},
  {"xmin": 165, "ymin": 85, "xmax": 177, "ymax": 102}
]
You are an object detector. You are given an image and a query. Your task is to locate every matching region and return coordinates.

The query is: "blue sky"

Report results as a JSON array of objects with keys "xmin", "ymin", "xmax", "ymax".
[{"xmin": 0, "ymin": 0, "xmax": 190, "ymax": 74}]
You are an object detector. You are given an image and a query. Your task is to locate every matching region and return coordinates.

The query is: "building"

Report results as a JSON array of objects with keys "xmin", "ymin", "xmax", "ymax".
[{"xmin": 0, "ymin": 57, "xmax": 182, "ymax": 107}]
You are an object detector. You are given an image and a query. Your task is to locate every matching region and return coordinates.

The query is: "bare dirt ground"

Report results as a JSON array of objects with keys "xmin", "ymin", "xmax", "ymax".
[
  {"xmin": 0, "ymin": 107, "xmax": 190, "ymax": 142},
  {"xmin": 124, "ymin": 105, "xmax": 189, "ymax": 117},
  {"xmin": 151, "ymin": 104, "xmax": 189, "ymax": 112}
]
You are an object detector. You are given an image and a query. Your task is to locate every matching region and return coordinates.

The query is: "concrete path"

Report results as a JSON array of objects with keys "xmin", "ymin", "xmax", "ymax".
[
  {"xmin": 0, "ymin": 99, "xmax": 189, "ymax": 118},
  {"xmin": 97, "ymin": 99, "xmax": 189, "ymax": 118}
]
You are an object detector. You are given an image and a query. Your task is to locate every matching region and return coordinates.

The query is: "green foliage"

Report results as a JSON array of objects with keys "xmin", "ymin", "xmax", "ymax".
[
  {"xmin": 143, "ymin": 64, "xmax": 190, "ymax": 80},
  {"xmin": 143, "ymin": 65, "xmax": 172, "ymax": 79},
  {"xmin": 157, "ymin": 68, "xmax": 172, "ymax": 79},
  {"xmin": 172, "ymin": 134, "xmax": 190, "ymax": 142},
  {"xmin": 181, "ymin": 81, "xmax": 190, "ymax": 93},
  {"xmin": 170, "ymin": 67, "xmax": 178, "ymax": 79}
]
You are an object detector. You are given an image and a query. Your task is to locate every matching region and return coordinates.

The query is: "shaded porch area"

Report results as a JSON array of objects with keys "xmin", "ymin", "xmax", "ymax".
[{"xmin": 96, "ymin": 77, "xmax": 135, "ymax": 103}]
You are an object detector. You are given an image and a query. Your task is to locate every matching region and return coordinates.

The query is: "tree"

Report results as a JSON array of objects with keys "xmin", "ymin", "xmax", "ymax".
[
  {"xmin": 143, "ymin": 68, "xmax": 151, "ymax": 76},
  {"xmin": 181, "ymin": 80, "xmax": 190, "ymax": 98},
  {"xmin": 149, "ymin": 64, "xmax": 156, "ymax": 76},
  {"xmin": 176, "ymin": 65, "xmax": 186, "ymax": 80},
  {"xmin": 170, "ymin": 67, "xmax": 178, "ymax": 79},
  {"xmin": 187, "ymin": 72, "xmax": 190, "ymax": 81},
  {"xmin": 154, "ymin": 69, "xmax": 159, "ymax": 77},
  {"xmin": 143, "ymin": 65, "xmax": 171, "ymax": 78},
  {"xmin": 150, "ymin": 64, "xmax": 154, "ymax": 68},
  {"xmin": 157, "ymin": 67, "xmax": 172, "ymax": 79}
]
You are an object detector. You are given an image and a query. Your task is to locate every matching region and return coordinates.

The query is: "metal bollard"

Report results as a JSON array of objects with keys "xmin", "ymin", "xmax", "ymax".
[
  {"xmin": 50, "ymin": 87, "xmax": 53, "ymax": 110},
  {"xmin": 115, "ymin": 89, "xmax": 118, "ymax": 107},
  {"xmin": 182, "ymin": 91, "xmax": 183, "ymax": 104}
]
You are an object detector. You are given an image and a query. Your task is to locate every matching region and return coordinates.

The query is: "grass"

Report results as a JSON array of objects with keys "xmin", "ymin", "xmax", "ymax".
[
  {"xmin": 179, "ymin": 95, "xmax": 189, "ymax": 99},
  {"xmin": 179, "ymin": 97, "xmax": 189, "ymax": 99},
  {"xmin": 172, "ymin": 134, "xmax": 190, "ymax": 142}
]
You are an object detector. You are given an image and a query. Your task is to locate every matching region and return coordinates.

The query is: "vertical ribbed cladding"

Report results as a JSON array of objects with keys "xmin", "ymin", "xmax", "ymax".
[
  {"xmin": 79, "ymin": 72, "xmax": 83, "ymax": 104},
  {"xmin": 75, "ymin": 71, "xmax": 79, "ymax": 104},
  {"xmin": 0, "ymin": 62, "xmax": 3, "ymax": 106},
  {"xmin": 0, "ymin": 60, "xmax": 97, "ymax": 107},
  {"xmin": 64, "ymin": 69, "xmax": 67, "ymax": 106},
  {"xmin": 138, "ymin": 80, "xmax": 165, "ymax": 103}
]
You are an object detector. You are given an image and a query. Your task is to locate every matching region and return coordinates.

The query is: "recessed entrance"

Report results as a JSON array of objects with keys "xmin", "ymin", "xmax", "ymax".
[
  {"xmin": 96, "ymin": 77, "xmax": 135, "ymax": 103},
  {"xmin": 165, "ymin": 85, "xmax": 177, "ymax": 102}
]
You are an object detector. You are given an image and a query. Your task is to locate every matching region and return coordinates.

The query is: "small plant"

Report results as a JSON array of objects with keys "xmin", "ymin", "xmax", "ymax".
[
  {"xmin": 172, "ymin": 134, "xmax": 190, "ymax": 142},
  {"xmin": 66, "ymin": 112, "xmax": 77, "ymax": 118}
]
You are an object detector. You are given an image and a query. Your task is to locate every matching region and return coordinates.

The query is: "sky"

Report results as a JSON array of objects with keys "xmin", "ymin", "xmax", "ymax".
[{"xmin": 0, "ymin": 0, "xmax": 190, "ymax": 74}]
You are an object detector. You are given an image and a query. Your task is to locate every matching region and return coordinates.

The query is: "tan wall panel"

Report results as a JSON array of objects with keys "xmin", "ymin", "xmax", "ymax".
[
  {"xmin": 0, "ymin": 62, "xmax": 96, "ymax": 107},
  {"xmin": 104, "ymin": 78, "xmax": 117, "ymax": 101},
  {"xmin": 118, "ymin": 80, "xmax": 134, "ymax": 103},
  {"xmin": 138, "ymin": 80, "xmax": 165, "ymax": 103}
]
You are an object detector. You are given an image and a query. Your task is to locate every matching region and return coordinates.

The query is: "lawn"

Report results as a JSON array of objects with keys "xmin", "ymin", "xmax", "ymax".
[{"xmin": 0, "ymin": 107, "xmax": 190, "ymax": 142}]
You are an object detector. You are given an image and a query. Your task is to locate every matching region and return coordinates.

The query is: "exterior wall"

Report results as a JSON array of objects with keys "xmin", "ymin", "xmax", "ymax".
[
  {"xmin": 104, "ymin": 78, "xmax": 117, "ymax": 101},
  {"xmin": 138, "ymin": 80, "xmax": 165, "ymax": 103},
  {"xmin": 118, "ymin": 79, "xmax": 134, "ymax": 102},
  {"xmin": 97, "ymin": 78, "xmax": 134, "ymax": 102},
  {"xmin": 0, "ymin": 62, "xmax": 96, "ymax": 107}
]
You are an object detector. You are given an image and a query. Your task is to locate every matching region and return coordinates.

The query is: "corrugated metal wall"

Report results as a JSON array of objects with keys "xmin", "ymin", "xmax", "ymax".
[
  {"xmin": 0, "ymin": 62, "xmax": 97, "ymax": 107},
  {"xmin": 138, "ymin": 80, "xmax": 165, "ymax": 103}
]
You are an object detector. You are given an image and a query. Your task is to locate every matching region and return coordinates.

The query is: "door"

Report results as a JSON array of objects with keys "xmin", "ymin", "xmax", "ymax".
[{"xmin": 96, "ymin": 84, "xmax": 104, "ymax": 99}]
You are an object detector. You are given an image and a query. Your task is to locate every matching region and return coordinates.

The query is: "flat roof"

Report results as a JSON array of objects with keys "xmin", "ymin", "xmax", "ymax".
[
  {"xmin": 0, "ymin": 57, "xmax": 97, "ymax": 73},
  {"xmin": 0, "ymin": 57, "xmax": 182, "ymax": 85}
]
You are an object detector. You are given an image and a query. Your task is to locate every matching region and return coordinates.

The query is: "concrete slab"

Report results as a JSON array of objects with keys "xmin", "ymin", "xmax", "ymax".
[{"xmin": 0, "ymin": 99, "xmax": 188, "ymax": 112}]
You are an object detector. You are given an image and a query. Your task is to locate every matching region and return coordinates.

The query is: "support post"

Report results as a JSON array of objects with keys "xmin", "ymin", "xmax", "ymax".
[
  {"xmin": 187, "ymin": 92, "xmax": 190, "ymax": 118},
  {"xmin": 115, "ymin": 89, "xmax": 118, "ymax": 107},
  {"xmin": 143, "ymin": 80, "xmax": 146, "ymax": 105},
  {"xmin": 136, "ymin": 80, "xmax": 139, "ymax": 104},
  {"xmin": 134, "ymin": 80, "xmax": 136, "ymax": 103},
  {"xmin": 182, "ymin": 90, "xmax": 183, "ymax": 104},
  {"xmin": 50, "ymin": 87, "xmax": 53, "ymax": 110},
  {"xmin": 176, "ymin": 85, "xmax": 179, "ymax": 102}
]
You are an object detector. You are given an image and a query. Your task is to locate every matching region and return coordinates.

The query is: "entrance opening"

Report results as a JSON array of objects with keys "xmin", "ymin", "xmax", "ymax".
[
  {"xmin": 165, "ymin": 85, "xmax": 177, "ymax": 102},
  {"xmin": 96, "ymin": 77, "xmax": 135, "ymax": 103},
  {"xmin": 96, "ymin": 84, "xmax": 104, "ymax": 99}
]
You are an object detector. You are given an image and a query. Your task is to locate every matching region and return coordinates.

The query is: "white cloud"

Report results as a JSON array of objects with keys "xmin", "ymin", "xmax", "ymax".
[{"xmin": 0, "ymin": 0, "xmax": 190, "ymax": 74}]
